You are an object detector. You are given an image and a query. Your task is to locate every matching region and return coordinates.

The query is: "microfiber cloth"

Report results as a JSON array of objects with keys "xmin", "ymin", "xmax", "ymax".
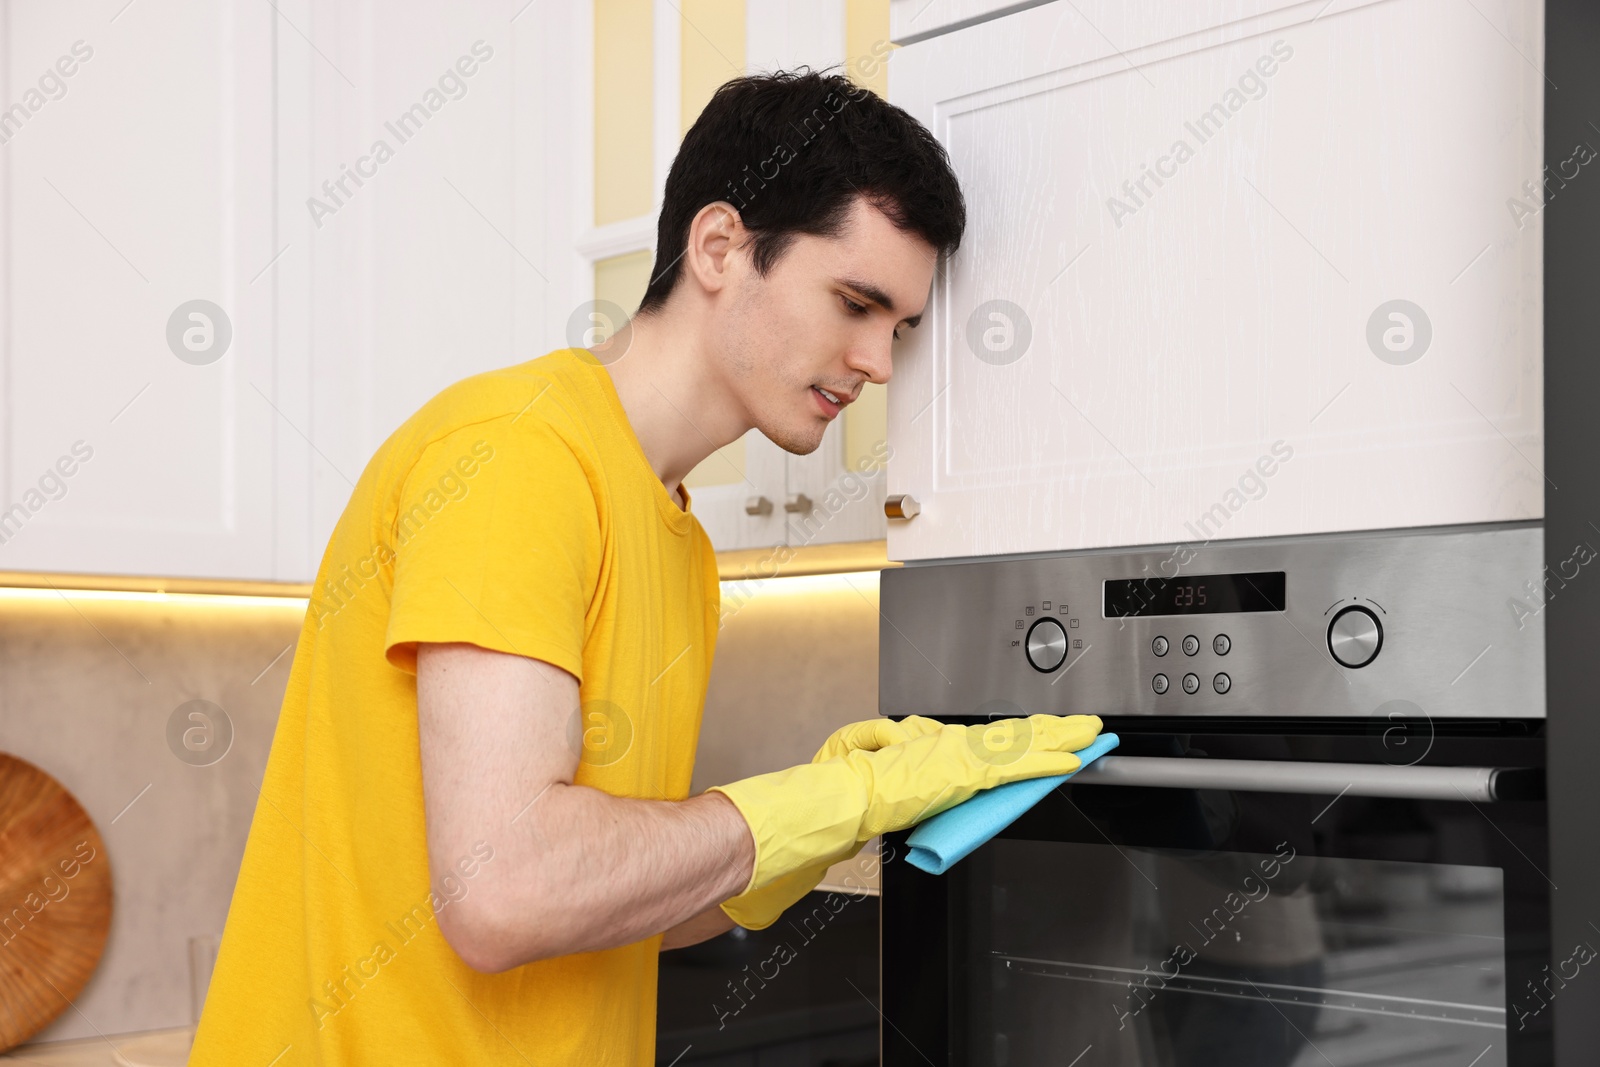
[{"xmin": 905, "ymin": 732, "xmax": 1121, "ymax": 875}]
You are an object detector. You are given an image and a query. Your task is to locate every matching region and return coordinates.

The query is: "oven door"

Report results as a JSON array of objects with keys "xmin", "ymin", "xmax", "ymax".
[{"xmin": 882, "ymin": 719, "xmax": 1549, "ymax": 1067}]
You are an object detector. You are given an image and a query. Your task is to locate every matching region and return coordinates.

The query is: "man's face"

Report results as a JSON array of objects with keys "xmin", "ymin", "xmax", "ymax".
[{"xmin": 714, "ymin": 197, "xmax": 939, "ymax": 456}]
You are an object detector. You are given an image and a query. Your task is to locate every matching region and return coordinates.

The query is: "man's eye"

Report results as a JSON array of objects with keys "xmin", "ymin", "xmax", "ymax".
[
  {"xmin": 841, "ymin": 295, "xmax": 867, "ymax": 315},
  {"xmin": 893, "ymin": 328, "xmax": 902, "ymax": 341}
]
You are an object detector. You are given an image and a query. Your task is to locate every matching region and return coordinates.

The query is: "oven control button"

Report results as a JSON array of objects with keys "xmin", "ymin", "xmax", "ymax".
[
  {"xmin": 1181, "ymin": 635, "xmax": 1200, "ymax": 656},
  {"xmin": 1025, "ymin": 618, "xmax": 1069, "ymax": 672},
  {"xmin": 1152, "ymin": 673, "xmax": 1169, "ymax": 694},
  {"xmin": 1152, "ymin": 636, "xmax": 1169, "ymax": 657},
  {"xmin": 1213, "ymin": 634, "xmax": 1230, "ymax": 655},
  {"xmin": 1213, "ymin": 672, "xmax": 1231, "ymax": 694},
  {"xmin": 1327, "ymin": 606, "xmax": 1383, "ymax": 668},
  {"xmin": 1182, "ymin": 672, "xmax": 1200, "ymax": 694}
]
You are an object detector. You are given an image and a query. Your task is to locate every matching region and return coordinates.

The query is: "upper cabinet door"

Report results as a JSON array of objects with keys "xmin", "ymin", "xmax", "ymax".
[
  {"xmin": 1, "ymin": 3, "xmax": 277, "ymax": 580},
  {"xmin": 885, "ymin": 0, "xmax": 1544, "ymax": 562},
  {"xmin": 0, "ymin": 3, "xmax": 586, "ymax": 584},
  {"xmin": 278, "ymin": 3, "xmax": 588, "ymax": 583}
]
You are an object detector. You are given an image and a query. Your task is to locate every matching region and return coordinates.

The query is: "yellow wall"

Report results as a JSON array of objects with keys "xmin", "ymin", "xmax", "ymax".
[
  {"xmin": 683, "ymin": 434, "xmax": 749, "ymax": 489},
  {"xmin": 845, "ymin": 0, "xmax": 891, "ymax": 98},
  {"xmin": 594, "ymin": 0, "xmax": 655, "ymax": 225},
  {"xmin": 593, "ymin": 249, "xmax": 655, "ymax": 332},
  {"xmin": 679, "ymin": 0, "xmax": 747, "ymax": 135},
  {"xmin": 845, "ymin": 383, "xmax": 888, "ymax": 474}
]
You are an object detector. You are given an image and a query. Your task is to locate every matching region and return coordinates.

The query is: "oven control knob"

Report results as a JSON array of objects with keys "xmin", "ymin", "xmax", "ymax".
[
  {"xmin": 1025, "ymin": 618, "xmax": 1069, "ymax": 672},
  {"xmin": 1327, "ymin": 606, "xmax": 1383, "ymax": 668}
]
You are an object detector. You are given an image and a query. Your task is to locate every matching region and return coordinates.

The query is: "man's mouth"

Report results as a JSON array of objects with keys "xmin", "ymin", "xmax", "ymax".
[{"xmin": 811, "ymin": 385, "xmax": 848, "ymax": 418}]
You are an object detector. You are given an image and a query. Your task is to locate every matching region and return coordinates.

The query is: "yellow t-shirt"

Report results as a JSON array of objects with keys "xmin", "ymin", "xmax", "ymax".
[{"xmin": 192, "ymin": 349, "xmax": 721, "ymax": 1065}]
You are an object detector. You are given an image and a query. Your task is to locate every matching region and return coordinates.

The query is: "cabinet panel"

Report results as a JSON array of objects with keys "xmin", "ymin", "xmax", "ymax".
[
  {"xmin": 284, "ymin": 2, "xmax": 590, "ymax": 581},
  {"xmin": 0, "ymin": 3, "xmax": 592, "ymax": 584},
  {"xmin": 1, "ymin": 2, "xmax": 277, "ymax": 580},
  {"xmin": 887, "ymin": 0, "xmax": 1543, "ymax": 561},
  {"xmin": 297, "ymin": 9, "xmax": 523, "ymax": 573}
]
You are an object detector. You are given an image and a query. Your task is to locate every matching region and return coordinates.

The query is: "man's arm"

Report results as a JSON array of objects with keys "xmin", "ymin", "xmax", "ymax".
[
  {"xmin": 660, "ymin": 903, "xmax": 737, "ymax": 950},
  {"xmin": 416, "ymin": 641, "xmax": 754, "ymax": 972}
]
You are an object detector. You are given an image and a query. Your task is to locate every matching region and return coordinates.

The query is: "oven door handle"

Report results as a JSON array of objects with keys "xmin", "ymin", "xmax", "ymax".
[{"xmin": 1070, "ymin": 756, "xmax": 1540, "ymax": 802}]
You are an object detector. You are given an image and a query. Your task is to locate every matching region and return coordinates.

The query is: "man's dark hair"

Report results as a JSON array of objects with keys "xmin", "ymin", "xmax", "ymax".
[{"xmin": 636, "ymin": 69, "xmax": 966, "ymax": 314}]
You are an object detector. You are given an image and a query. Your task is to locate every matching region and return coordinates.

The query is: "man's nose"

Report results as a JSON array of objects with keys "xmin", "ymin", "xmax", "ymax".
[{"xmin": 851, "ymin": 336, "xmax": 894, "ymax": 387}]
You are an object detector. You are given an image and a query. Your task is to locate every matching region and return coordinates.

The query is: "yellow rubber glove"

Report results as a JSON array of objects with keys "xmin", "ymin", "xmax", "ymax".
[
  {"xmin": 714, "ymin": 715, "xmax": 950, "ymax": 930},
  {"xmin": 711, "ymin": 713, "xmax": 1102, "ymax": 929},
  {"xmin": 810, "ymin": 714, "xmax": 949, "ymax": 762}
]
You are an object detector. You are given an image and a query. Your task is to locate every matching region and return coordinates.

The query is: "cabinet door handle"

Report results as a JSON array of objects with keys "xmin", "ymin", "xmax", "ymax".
[
  {"xmin": 885, "ymin": 493, "xmax": 921, "ymax": 520},
  {"xmin": 744, "ymin": 495, "xmax": 774, "ymax": 516},
  {"xmin": 784, "ymin": 493, "xmax": 813, "ymax": 514}
]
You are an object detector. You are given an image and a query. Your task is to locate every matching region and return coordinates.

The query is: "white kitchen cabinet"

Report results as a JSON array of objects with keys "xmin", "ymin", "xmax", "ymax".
[
  {"xmin": 0, "ymin": 1, "xmax": 586, "ymax": 584},
  {"xmin": 0, "ymin": 3, "xmax": 278, "ymax": 580},
  {"xmin": 885, "ymin": 0, "xmax": 1544, "ymax": 562},
  {"xmin": 679, "ymin": 409, "xmax": 889, "ymax": 552},
  {"xmin": 679, "ymin": 429, "xmax": 791, "ymax": 551},
  {"xmin": 786, "ymin": 395, "xmax": 890, "ymax": 548},
  {"xmin": 679, "ymin": 430, "xmax": 887, "ymax": 553},
  {"xmin": 282, "ymin": 2, "xmax": 588, "ymax": 582}
]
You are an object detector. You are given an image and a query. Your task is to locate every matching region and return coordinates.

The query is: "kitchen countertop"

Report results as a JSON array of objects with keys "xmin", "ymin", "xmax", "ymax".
[{"xmin": 0, "ymin": 1028, "xmax": 191, "ymax": 1067}]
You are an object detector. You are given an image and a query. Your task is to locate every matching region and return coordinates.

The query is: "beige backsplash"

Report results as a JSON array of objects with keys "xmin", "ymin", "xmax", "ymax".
[
  {"xmin": 0, "ymin": 570, "xmax": 882, "ymax": 1041},
  {"xmin": 692, "ymin": 572, "xmax": 886, "ymax": 899},
  {"xmin": 692, "ymin": 573, "xmax": 881, "ymax": 792}
]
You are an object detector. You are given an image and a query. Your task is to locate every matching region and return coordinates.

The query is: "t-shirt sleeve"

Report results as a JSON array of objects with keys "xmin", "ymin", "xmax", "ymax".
[{"xmin": 383, "ymin": 416, "xmax": 601, "ymax": 680}]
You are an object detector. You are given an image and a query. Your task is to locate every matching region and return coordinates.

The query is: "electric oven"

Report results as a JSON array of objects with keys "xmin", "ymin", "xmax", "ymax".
[{"xmin": 878, "ymin": 522, "xmax": 1549, "ymax": 1065}]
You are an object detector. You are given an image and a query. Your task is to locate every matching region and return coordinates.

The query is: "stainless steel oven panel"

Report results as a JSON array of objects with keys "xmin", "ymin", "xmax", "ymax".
[{"xmin": 879, "ymin": 522, "xmax": 1544, "ymax": 720}]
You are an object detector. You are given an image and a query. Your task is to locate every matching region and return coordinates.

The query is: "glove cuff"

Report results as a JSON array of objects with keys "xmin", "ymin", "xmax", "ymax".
[
  {"xmin": 707, "ymin": 760, "xmax": 868, "ymax": 896},
  {"xmin": 706, "ymin": 783, "xmax": 762, "ymax": 898}
]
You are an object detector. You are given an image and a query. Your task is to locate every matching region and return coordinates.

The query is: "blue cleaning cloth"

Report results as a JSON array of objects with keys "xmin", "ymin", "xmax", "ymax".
[{"xmin": 905, "ymin": 732, "xmax": 1121, "ymax": 875}]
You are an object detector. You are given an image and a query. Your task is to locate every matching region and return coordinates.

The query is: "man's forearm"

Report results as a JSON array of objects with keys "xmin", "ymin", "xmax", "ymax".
[
  {"xmin": 445, "ymin": 785, "xmax": 754, "ymax": 969},
  {"xmin": 661, "ymin": 902, "xmax": 738, "ymax": 950}
]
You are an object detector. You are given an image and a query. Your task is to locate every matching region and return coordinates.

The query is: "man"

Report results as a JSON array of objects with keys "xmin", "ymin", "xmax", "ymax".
[{"xmin": 192, "ymin": 70, "xmax": 1100, "ymax": 1063}]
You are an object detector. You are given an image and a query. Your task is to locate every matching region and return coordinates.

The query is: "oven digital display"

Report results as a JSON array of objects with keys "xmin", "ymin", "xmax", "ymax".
[{"xmin": 1103, "ymin": 570, "xmax": 1286, "ymax": 617}]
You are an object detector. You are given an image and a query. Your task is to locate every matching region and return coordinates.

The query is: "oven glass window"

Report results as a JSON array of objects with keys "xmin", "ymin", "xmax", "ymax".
[{"xmin": 967, "ymin": 841, "xmax": 1506, "ymax": 1067}]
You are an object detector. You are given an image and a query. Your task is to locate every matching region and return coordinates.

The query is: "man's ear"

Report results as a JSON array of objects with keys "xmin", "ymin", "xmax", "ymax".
[{"xmin": 684, "ymin": 202, "xmax": 745, "ymax": 298}]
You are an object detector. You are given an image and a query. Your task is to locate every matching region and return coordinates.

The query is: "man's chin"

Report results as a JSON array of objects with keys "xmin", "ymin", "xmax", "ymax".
[{"xmin": 759, "ymin": 422, "xmax": 825, "ymax": 457}]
